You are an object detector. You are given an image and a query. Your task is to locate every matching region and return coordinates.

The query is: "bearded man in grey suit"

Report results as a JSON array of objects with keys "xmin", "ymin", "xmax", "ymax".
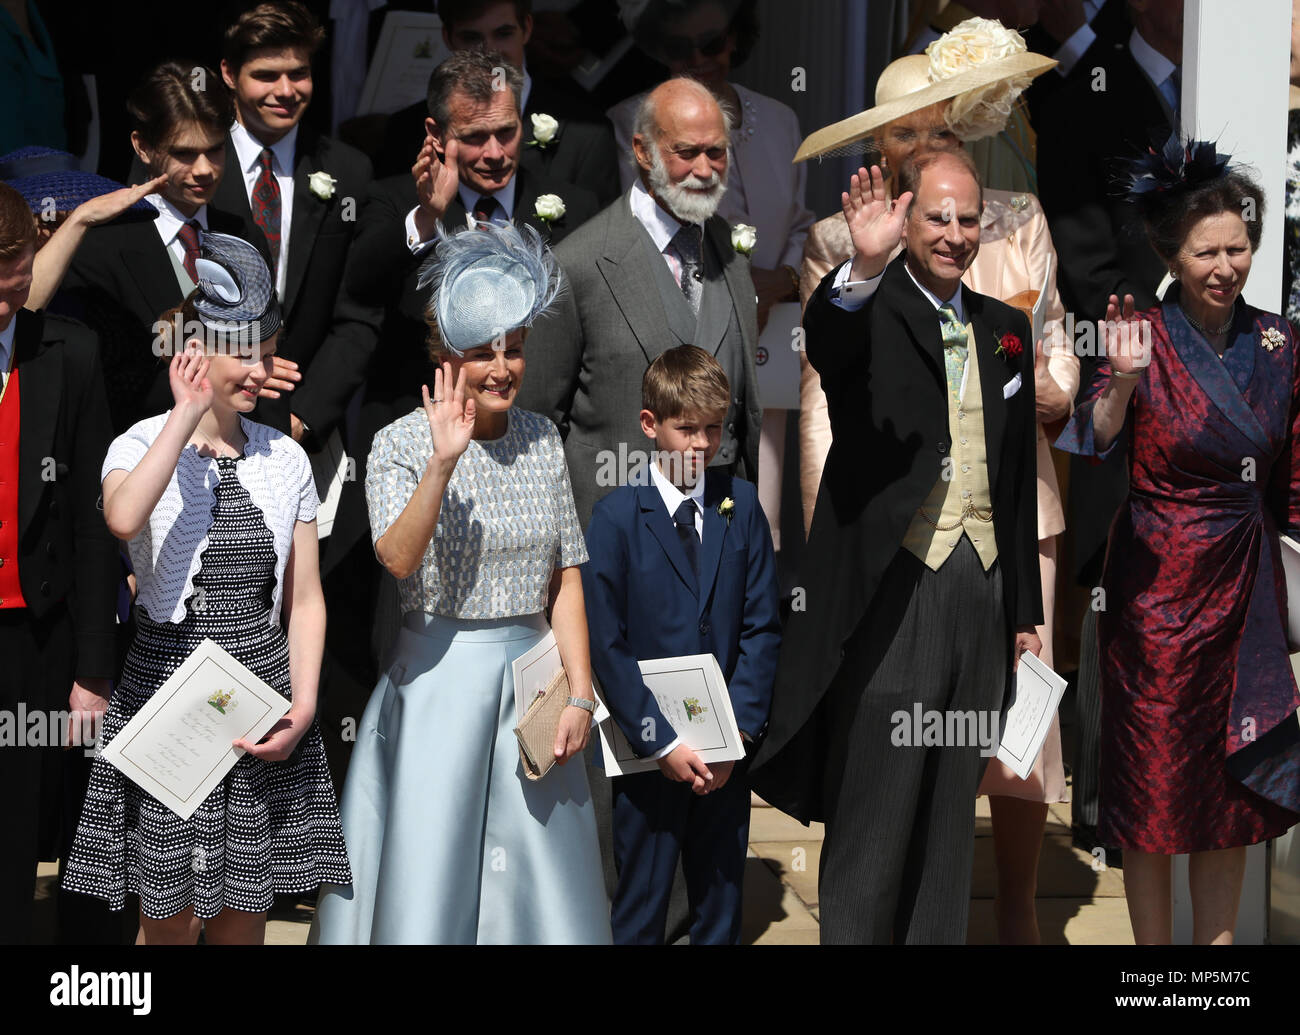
[{"xmin": 518, "ymin": 76, "xmax": 761, "ymax": 528}]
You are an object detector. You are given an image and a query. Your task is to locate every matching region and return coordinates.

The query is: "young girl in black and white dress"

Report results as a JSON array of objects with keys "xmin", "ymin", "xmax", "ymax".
[{"xmin": 62, "ymin": 232, "xmax": 350, "ymax": 944}]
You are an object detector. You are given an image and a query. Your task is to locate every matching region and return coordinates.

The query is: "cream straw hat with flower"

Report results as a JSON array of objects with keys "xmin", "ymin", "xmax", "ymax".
[{"xmin": 794, "ymin": 18, "xmax": 1056, "ymax": 163}]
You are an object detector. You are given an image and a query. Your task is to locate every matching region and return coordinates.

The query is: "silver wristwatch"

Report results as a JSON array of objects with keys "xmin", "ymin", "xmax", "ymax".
[{"xmin": 566, "ymin": 696, "xmax": 596, "ymax": 713}]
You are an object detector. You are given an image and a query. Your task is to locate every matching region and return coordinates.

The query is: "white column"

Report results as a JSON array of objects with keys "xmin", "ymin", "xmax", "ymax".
[{"xmin": 1173, "ymin": 0, "xmax": 1292, "ymax": 945}]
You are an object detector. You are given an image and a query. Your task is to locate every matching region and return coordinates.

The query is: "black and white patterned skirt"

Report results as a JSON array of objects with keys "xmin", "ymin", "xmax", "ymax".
[{"xmin": 62, "ymin": 458, "xmax": 351, "ymax": 919}]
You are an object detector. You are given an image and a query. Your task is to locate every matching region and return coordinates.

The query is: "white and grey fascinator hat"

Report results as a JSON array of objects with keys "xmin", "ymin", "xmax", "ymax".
[
  {"xmin": 192, "ymin": 230, "xmax": 282, "ymax": 346},
  {"xmin": 416, "ymin": 220, "xmax": 563, "ymax": 357}
]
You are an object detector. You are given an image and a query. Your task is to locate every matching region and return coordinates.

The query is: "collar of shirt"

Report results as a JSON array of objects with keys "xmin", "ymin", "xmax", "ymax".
[
  {"xmin": 521, "ymin": 67, "xmax": 532, "ymax": 117},
  {"xmin": 0, "ymin": 315, "xmax": 16, "ymax": 376},
  {"xmin": 630, "ymin": 178, "xmax": 692, "ymax": 255},
  {"xmin": 649, "ymin": 459, "xmax": 705, "ymax": 538},
  {"xmin": 458, "ymin": 177, "xmax": 517, "ymax": 224},
  {"xmin": 903, "ymin": 261, "xmax": 966, "ymax": 324},
  {"xmin": 230, "ymin": 119, "xmax": 298, "ymax": 182},
  {"xmin": 1129, "ymin": 28, "xmax": 1176, "ymax": 96},
  {"xmin": 146, "ymin": 193, "xmax": 209, "ymax": 248}
]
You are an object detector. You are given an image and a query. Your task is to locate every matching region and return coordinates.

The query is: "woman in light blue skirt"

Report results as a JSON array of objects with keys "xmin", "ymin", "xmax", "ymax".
[{"xmin": 310, "ymin": 222, "xmax": 610, "ymax": 944}]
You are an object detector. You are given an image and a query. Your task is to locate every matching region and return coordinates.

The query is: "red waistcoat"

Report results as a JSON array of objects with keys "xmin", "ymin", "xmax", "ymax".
[{"xmin": 0, "ymin": 369, "xmax": 26, "ymax": 609}]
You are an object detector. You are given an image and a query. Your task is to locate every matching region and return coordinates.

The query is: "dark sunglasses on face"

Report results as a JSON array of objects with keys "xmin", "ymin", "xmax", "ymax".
[{"xmin": 659, "ymin": 30, "xmax": 730, "ymax": 62}]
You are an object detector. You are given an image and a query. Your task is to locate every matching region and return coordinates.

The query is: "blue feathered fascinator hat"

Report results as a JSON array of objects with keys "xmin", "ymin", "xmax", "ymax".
[
  {"xmin": 1124, "ymin": 132, "xmax": 1232, "ymax": 208},
  {"xmin": 416, "ymin": 220, "xmax": 562, "ymax": 356}
]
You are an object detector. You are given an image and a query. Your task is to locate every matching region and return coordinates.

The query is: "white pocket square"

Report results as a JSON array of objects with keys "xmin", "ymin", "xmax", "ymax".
[{"xmin": 1002, "ymin": 372, "xmax": 1022, "ymax": 400}]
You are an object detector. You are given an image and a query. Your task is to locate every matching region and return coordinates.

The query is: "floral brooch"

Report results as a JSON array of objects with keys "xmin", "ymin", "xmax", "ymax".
[
  {"xmin": 528, "ymin": 113, "xmax": 559, "ymax": 149},
  {"xmin": 731, "ymin": 224, "xmax": 757, "ymax": 256},
  {"xmin": 717, "ymin": 497, "xmax": 735, "ymax": 524},
  {"xmin": 1262, "ymin": 326, "xmax": 1286, "ymax": 352},
  {"xmin": 534, "ymin": 194, "xmax": 566, "ymax": 223},
  {"xmin": 307, "ymin": 171, "xmax": 337, "ymax": 200}
]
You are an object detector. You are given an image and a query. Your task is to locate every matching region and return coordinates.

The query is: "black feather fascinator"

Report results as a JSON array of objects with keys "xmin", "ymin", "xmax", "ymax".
[{"xmin": 1124, "ymin": 132, "xmax": 1231, "ymax": 208}]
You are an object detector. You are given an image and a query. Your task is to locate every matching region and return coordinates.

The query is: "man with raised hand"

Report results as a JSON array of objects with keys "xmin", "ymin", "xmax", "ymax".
[{"xmin": 750, "ymin": 151, "xmax": 1042, "ymax": 944}]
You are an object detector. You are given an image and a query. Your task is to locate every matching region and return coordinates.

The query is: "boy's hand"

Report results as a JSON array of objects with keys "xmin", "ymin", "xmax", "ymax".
[
  {"xmin": 658, "ymin": 743, "xmax": 712, "ymax": 795},
  {"xmin": 707, "ymin": 759, "xmax": 735, "ymax": 792}
]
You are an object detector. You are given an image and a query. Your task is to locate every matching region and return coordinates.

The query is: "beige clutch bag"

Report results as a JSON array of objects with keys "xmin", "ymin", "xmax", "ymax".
[{"xmin": 514, "ymin": 666, "xmax": 570, "ymax": 781}]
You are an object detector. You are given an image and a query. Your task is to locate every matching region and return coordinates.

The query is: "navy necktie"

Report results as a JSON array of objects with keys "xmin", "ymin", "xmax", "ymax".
[
  {"xmin": 473, "ymin": 195, "xmax": 500, "ymax": 225},
  {"xmin": 673, "ymin": 498, "xmax": 699, "ymax": 578}
]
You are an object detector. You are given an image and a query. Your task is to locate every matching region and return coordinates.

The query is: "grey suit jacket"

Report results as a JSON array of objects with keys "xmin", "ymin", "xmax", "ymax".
[{"xmin": 517, "ymin": 188, "xmax": 761, "ymax": 527}]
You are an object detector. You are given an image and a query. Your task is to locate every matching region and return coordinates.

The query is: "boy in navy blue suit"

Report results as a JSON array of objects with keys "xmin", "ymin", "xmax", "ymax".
[{"xmin": 582, "ymin": 345, "xmax": 781, "ymax": 945}]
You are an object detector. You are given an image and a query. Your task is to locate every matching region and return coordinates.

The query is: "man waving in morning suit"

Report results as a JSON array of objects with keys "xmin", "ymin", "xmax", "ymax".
[{"xmin": 749, "ymin": 151, "xmax": 1042, "ymax": 944}]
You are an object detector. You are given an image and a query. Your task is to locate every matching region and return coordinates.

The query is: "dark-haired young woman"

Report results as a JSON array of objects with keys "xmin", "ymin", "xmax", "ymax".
[
  {"xmin": 57, "ymin": 60, "xmax": 250, "ymax": 433},
  {"xmin": 1058, "ymin": 140, "xmax": 1300, "ymax": 944}
]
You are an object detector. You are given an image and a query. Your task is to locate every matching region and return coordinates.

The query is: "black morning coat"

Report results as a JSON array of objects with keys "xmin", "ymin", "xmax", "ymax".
[
  {"xmin": 749, "ymin": 253, "xmax": 1043, "ymax": 824},
  {"xmin": 9, "ymin": 309, "xmax": 118, "ymax": 684},
  {"xmin": 209, "ymin": 124, "xmax": 382, "ymax": 442}
]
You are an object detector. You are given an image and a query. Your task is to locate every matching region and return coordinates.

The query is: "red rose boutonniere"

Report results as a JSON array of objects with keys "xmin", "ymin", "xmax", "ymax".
[{"xmin": 997, "ymin": 333, "xmax": 1023, "ymax": 361}]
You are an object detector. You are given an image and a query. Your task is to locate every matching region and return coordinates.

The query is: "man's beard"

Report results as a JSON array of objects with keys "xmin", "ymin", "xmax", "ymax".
[{"xmin": 647, "ymin": 145, "xmax": 728, "ymax": 226}]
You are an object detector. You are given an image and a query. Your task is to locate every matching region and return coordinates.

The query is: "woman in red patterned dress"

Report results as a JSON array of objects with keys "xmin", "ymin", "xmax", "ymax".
[{"xmin": 1058, "ymin": 140, "xmax": 1300, "ymax": 944}]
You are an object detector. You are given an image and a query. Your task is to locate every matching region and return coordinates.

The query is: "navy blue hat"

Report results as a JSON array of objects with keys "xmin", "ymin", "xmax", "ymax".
[
  {"xmin": 192, "ymin": 231, "xmax": 281, "ymax": 346},
  {"xmin": 0, "ymin": 146, "xmax": 157, "ymax": 220}
]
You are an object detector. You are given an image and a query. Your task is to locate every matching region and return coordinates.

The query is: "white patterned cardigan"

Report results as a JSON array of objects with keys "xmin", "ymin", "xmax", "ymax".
[{"xmin": 103, "ymin": 412, "xmax": 319, "ymax": 627}]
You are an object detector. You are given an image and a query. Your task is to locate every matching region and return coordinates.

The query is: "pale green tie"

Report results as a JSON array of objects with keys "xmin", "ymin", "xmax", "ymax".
[{"xmin": 939, "ymin": 303, "xmax": 968, "ymax": 403}]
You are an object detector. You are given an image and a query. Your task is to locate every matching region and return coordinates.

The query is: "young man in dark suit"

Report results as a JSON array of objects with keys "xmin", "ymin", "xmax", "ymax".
[
  {"xmin": 215, "ymin": 1, "xmax": 381, "ymax": 451},
  {"xmin": 0, "ymin": 183, "xmax": 118, "ymax": 944},
  {"xmin": 373, "ymin": 0, "xmax": 620, "ymax": 205},
  {"xmin": 583, "ymin": 345, "xmax": 780, "ymax": 944},
  {"xmin": 61, "ymin": 61, "xmax": 240, "ymax": 435},
  {"xmin": 750, "ymin": 152, "xmax": 1043, "ymax": 944}
]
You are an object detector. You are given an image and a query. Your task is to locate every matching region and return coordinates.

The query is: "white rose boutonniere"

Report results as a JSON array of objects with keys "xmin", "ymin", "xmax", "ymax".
[
  {"xmin": 529, "ymin": 112, "xmax": 559, "ymax": 149},
  {"xmin": 717, "ymin": 497, "xmax": 735, "ymax": 524},
  {"xmin": 535, "ymin": 194, "xmax": 566, "ymax": 223},
  {"xmin": 307, "ymin": 171, "xmax": 338, "ymax": 201},
  {"xmin": 731, "ymin": 223, "xmax": 757, "ymax": 256}
]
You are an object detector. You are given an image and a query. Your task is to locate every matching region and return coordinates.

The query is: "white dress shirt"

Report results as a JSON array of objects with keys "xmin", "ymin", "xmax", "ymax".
[
  {"xmin": 0, "ymin": 316, "xmax": 16, "ymax": 391},
  {"xmin": 229, "ymin": 120, "xmax": 298, "ymax": 299},
  {"xmin": 643, "ymin": 459, "xmax": 706, "ymax": 759},
  {"xmin": 146, "ymin": 193, "xmax": 209, "ymax": 273},
  {"xmin": 404, "ymin": 175, "xmax": 519, "ymax": 252}
]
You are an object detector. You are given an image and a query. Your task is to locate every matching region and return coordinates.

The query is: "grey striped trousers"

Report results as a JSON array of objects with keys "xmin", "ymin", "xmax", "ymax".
[{"xmin": 819, "ymin": 537, "xmax": 1007, "ymax": 944}]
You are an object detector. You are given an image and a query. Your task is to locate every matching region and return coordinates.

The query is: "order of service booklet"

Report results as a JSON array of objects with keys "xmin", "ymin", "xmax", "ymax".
[
  {"xmin": 995, "ymin": 650, "xmax": 1068, "ymax": 781},
  {"xmin": 595, "ymin": 653, "xmax": 745, "ymax": 777},
  {"xmin": 510, "ymin": 629, "xmax": 610, "ymax": 726},
  {"xmin": 99, "ymin": 638, "xmax": 291, "ymax": 820}
]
